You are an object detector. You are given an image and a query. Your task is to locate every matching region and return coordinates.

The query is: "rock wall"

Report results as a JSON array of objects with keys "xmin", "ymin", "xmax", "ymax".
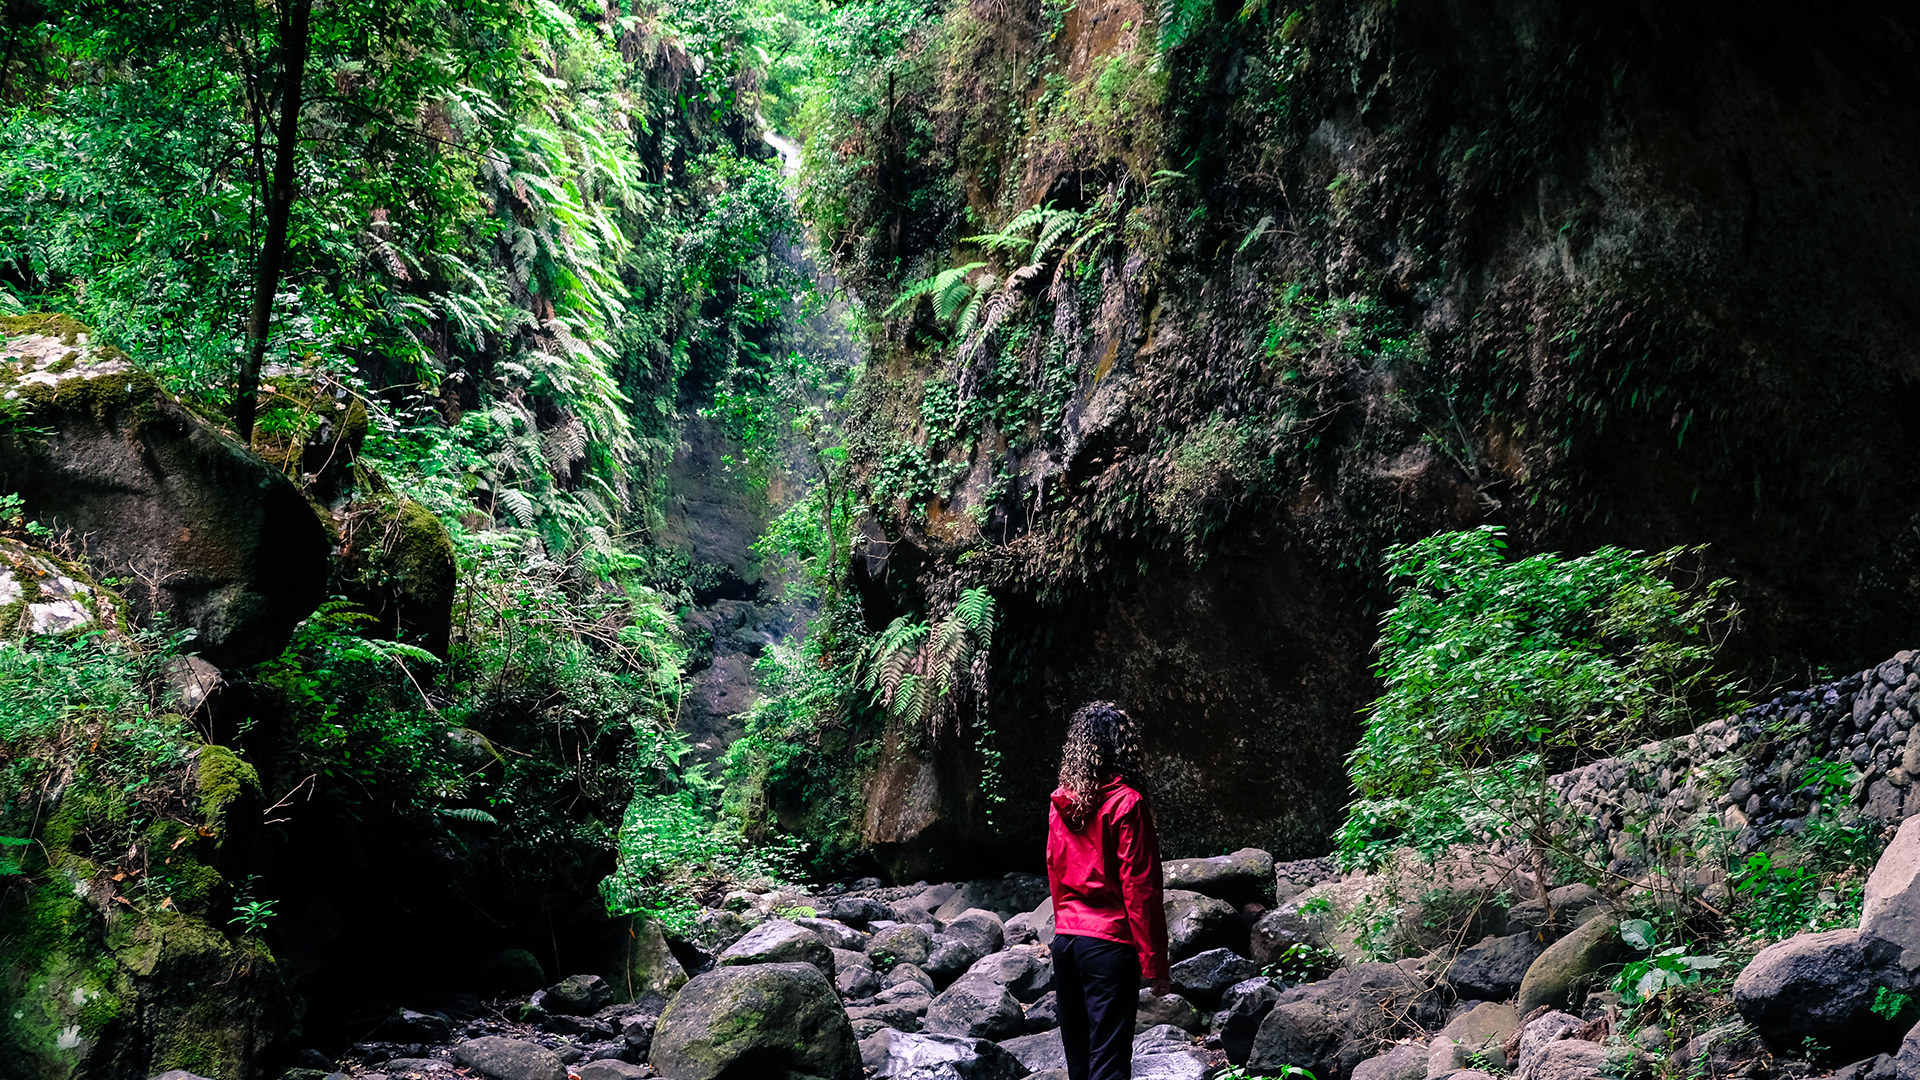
[{"xmin": 821, "ymin": 0, "xmax": 1920, "ymax": 873}]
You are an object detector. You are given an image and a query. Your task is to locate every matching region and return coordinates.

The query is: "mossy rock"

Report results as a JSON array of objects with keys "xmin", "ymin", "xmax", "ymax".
[
  {"xmin": 0, "ymin": 314, "xmax": 330, "ymax": 666},
  {"xmin": 247, "ymin": 373, "xmax": 371, "ymax": 502},
  {"xmin": 333, "ymin": 493, "xmax": 457, "ymax": 657},
  {"xmin": 0, "ymin": 536, "xmax": 117, "ymax": 639}
]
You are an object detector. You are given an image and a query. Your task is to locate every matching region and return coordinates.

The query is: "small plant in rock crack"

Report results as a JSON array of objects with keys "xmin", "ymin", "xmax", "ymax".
[
  {"xmin": 777, "ymin": 905, "xmax": 818, "ymax": 919},
  {"xmin": 228, "ymin": 875, "xmax": 278, "ymax": 934}
]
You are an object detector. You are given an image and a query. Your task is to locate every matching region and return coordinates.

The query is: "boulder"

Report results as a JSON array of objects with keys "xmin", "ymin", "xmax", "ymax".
[
  {"xmin": 927, "ymin": 910, "xmax": 1006, "ymax": 985},
  {"xmin": 1004, "ymin": 900, "xmax": 1055, "ymax": 948},
  {"xmin": 888, "ymin": 963, "xmax": 938, "ymax": 993},
  {"xmin": 575, "ymin": 1063, "xmax": 652, "ymax": 1080},
  {"xmin": 997, "ymin": 1028, "xmax": 1066, "ymax": 1072},
  {"xmin": 963, "ymin": 946, "xmax": 1054, "ymax": 1003},
  {"xmin": 373, "ymin": 1008, "xmax": 452, "ymax": 1042},
  {"xmin": 649, "ymin": 962, "xmax": 860, "ymax": 1080},
  {"xmin": 1863, "ymin": 815, "xmax": 1920, "ymax": 973},
  {"xmin": 1250, "ymin": 910, "xmax": 1318, "ymax": 968},
  {"xmin": 151, "ymin": 1073, "xmax": 217, "ymax": 1080},
  {"xmin": 1163, "ymin": 890, "xmax": 1244, "ymax": 962},
  {"xmin": 847, "ymin": 979, "xmax": 935, "ymax": 1032},
  {"xmin": 831, "ymin": 896, "xmax": 895, "ymax": 929},
  {"xmin": 1023, "ymin": 991, "xmax": 1059, "ymax": 1032},
  {"xmin": 0, "ymin": 313, "xmax": 330, "ymax": 665},
  {"xmin": 452, "ymin": 1037, "xmax": 568, "ymax": 1080},
  {"xmin": 933, "ymin": 875, "xmax": 1052, "ymax": 923},
  {"xmin": 1511, "ymin": 1011, "xmax": 1581, "ymax": 1075},
  {"xmin": 1135, "ymin": 989, "xmax": 1201, "ymax": 1034},
  {"xmin": 1169, "ymin": 947, "xmax": 1257, "ymax": 1007},
  {"xmin": 1677, "ymin": 1022, "xmax": 1766, "ymax": 1080},
  {"xmin": 1446, "ymin": 932, "xmax": 1546, "ymax": 1002},
  {"xmin": 0, "ymin": 537, "xmax": 112, "ymax": 637},
  {"xmin": 1128, "ymin": 1027, "xmax": 1209, "ymax": 1080},
  {"xmin": 871, "ymin": 924, "xmax": 935, "ymax": 970},
  {"xmin": 1516, "ymin": 918, "xmax": 1626, "ymax": 1013},
  {"xmin": 1211, "ymin": 977, "xmax": 1281, "ymax": 1064},
  {"xmin": 858, "ymin": 1028, "xmax": 1030, "ymax": 1080},
  {"xmin": 609, "ymin": 918, "xmax": 690, "ymax": 1000},
  {"xmin": 1351, "ymin": 1043, "xmax": 1428, "ymax": 1080},
  {"xmin": 543, "ymin": 974, "xmax": 615, "ymax": 1016},
  {"xmin": 1428, "ymin": 1002, "xmax": 1520, "ymax": 1075},
  {"xmin": 797, "ymin": 917, "xmax": 870, "ymax": 952},
  {"xmin": 1892, "ymin": 1019, "xmax": 1920, "ymax": 1077},
  {"xmin": 1732, "ymin": 928, "xmax": 1908, "ymax": 1057},
  {"xmin": 835, "ymin": 949, "xmax": 882, "ymax": 998},
  {"xmin": 1247, "ymin": 962, "xmax": 1448, "ymax": 1080},
  {"xmin": 924, "ymin": 977, "xmax": 1026, "ymax": 1041},
  {"xmin": 717, "ymin": 920, "xmax": 835, "ymax": 978},
  {"xmin": 1162, "ymin": 848, "xmax": 1276, "ymax": 906},
  {"xmin": 893, "ymin": 885, "xmax": 961, "ymax": 925},
  {"xmin": 334, "ymin": 494, "xmax": 456, "ymax": 656}
]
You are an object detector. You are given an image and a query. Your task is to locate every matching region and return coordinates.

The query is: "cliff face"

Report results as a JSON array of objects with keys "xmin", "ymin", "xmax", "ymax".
[{"xmin": 819, "ymin": 0, "xmax": 1920, "ymax": 872}]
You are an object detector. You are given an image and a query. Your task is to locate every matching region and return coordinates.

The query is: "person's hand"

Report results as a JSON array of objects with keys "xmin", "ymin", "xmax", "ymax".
[{"xmin": 1150, "ymin": 975, "xmax": 1173, "ymax": 997}]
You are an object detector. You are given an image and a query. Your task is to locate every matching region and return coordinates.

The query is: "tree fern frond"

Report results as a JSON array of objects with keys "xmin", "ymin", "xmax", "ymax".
[
  {"xmin": 1002, "ymin": 204, "xmax": 1052, "ymax": 236},
  {"xmin": 439, "ymin": 807, "xmax": 501, "ymax": 825},
  {"xmin": 954, "ymin": 587, "xmax": 996, "ymax": 636},
  {"xmin": 499, "ymin": 487, "xmax": 538, "ymax": 528},
  {"xmin": 962, "ymin": 231, "xmax": 1034, "ymax": 255},
  {"xmin": 932, "ymin": 267, "xmax": 981, "ymax": 323},
  {"xmin": 954, "ymin": 277, "xmax": 995, "ymax": 342}
]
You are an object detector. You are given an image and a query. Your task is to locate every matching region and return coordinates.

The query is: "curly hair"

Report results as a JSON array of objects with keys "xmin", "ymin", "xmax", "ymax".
[{"xmin": 1056, "ymin": 700, "xmax": 1148, "ymax": 827}]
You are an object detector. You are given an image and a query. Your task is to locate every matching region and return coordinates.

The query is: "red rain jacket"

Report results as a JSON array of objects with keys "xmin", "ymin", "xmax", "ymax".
[{"xmin": 1046, "ymin": 776, "xmax": 1170, "ymax": 980}]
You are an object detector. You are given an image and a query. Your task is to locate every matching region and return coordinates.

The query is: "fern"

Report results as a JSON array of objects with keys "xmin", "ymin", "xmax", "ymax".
[
  {"xmin": 860, "ymin": 589, "xmax": 997, "ymax": 736},
  {"xmin": 1159, "ymin": 0, "xmax": 1214, "ymax": 52},
  {"xmin": 887, "ymin": 262, "xmax": 987, "ymax": 317},
  {"xmin": 439, "ymin": 807, "xmax": 501, "ymax": 825},
  {"xmin": 954, "ymin": 587, "xmax": 995, "ymax": 632}
]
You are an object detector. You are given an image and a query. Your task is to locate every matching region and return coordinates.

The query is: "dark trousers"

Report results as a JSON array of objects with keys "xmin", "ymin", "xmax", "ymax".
[{"xmin": 1053, "ymin": 932, "xmax": 1139, "ymax": 1080}]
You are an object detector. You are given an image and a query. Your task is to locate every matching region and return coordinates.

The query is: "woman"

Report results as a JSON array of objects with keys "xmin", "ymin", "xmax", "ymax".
[{"xmin": 1046, "ymin": 701, "xmax": 1170, "ymax": 1080}]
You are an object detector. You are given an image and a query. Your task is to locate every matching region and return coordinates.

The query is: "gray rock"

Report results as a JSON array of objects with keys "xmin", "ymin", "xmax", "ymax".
[
  {"xmin": 797, "ymin": 917, "xmax": 870, "ymax": 952},
  {"xmin": 1134, "ymin": 1024, "xmax": 1196, "ymax": 1056},
  {"xmin": 151, "ymin": 1073, "xmax": 217, "ymax": 1080},
  {"xmin": 964, "ymin": 946, "xmax": 1054, "ymax": 1003},
  {"xmin": 0, "ymin": 325, "xmax": 331, "ymax": 666},
  {"xmin": 871, "ymin": 925, "xmax": 936, "ymax": 970},
  {"xmin": 932, "ymin": 875, "xmax": 1051, "ymax": 924},
  {"xmin": 1249, "ymin": 909, "xmax": 1317, "ymax": 968},
  {"xmin": 858, "ymin": 1029, "xmax": 1029, "ymax": 1080},
  {"xmin": 1677, "ymin": 1021, "xmax": 1765, "ymax": 1079},
  {"xmin": 575, "ymin": 1063, "xmax": 652, "ymax": 1080},
  {"xmin": 1247, "ymin": 962, "xmax": 1448, "ymax": 1080},
  {"xmin": 1732, "ymin": 928, "xmax": 1908, "ymax": 1058},
  {"xmin": 1890, "ymin": 1019, "xmax": 1920, "ymax": 1077},
  {"xmin": 1135, "ymin": 989, "xmax": 1201, "ymax": 1034},
  {"xmin": 1351, "ymin": 1043, "xmax": 1427, "ymax": 1080},
  {"xmin": 1211, "ymin": 977, "xmax": 1280, "ymax": 1064},
  {"xmin": 1516, "ymin": 1039, "xmax": 1630, "ymax": 1080},
  {"xmin": 831, "ymin": 896, "xmax": 895, "ymax": 929},
  {"xmin": 1446, "ymin": 932, "xmax": 1546, "ymax": 1002},
  {"xmin": 717, "ymin": 919, "xmax": 836, "ymax": 978},
  {"xmin": 924, "ymin": 977, "xmax": 1026, "ymax": 1041},
  {"xmin": 997, "ymin": 1028, "xmax": 1065, "ymax": 1072},
  {"xmin": 1427, "ymin": 1002, "xmax": 1521, "ymax": 1075},
  {"xmin": 1129, "ymin": 1051, "xmax": 1208, "ymax": 1080},
  {"xmin": 542, "ymin": 975, "xmax": 614, "ymax": 1016},
  {"xmin": 887, "ymin": 963, "xmax": 937, "ymax": 993},
  {"xmin": 1863, "ymin": 815, "xmax": 1920, "ymax": 973},
  {"xmin": 1164, "ymin": 890, "xmax": 1244, "ymax": 962},
  {"xmin": 1023, "ymin": 991, "xmax": 1059, "ymax": 1032},
  {"xmin": 1512, "ymin": 1011, "xmax": 1582, "ymax": 1076},
  {"xmin": 893, "ymin": 885, "xmax": 962, "ymax": 925},
  {"xmin": 648, "ymin": 962, "xmax": 861, "ymax": 1080},
  {"xmin": 926, "ymin": 910, "xmax": 1006, "ymax": 985},
  {"xmin": 1162, "ymin": 848, "xmax": 1276, "ymax": 906},
  {"xmin": 1273, "ymin": 858, "xmax": 1340, "ymax": 906},
  {"xmin": 1004, "ymin": 900, "xmax": 1055, "ymax": 948},
  {"xmin": 1170, "ymin": 947, "xmax": 1257, "ymax": 1007},
  {"xmin": 453, "ymin": 1037, "xmax": 567, "ymax": 1080},
  {"xmin": 1517, "ymin": 918, "xmax": 1626, "ymax": 1013},
  {"xmin": 377, "ymin": 1060, "xmax": 457, "ymax": 1078},
  {"xmin": 835, "ymin": 948, "xmax": 882, "ymax": 998},
  {"xmin": 374, "ymin": 1008, "xmax": 452, "ymax": 1042}
]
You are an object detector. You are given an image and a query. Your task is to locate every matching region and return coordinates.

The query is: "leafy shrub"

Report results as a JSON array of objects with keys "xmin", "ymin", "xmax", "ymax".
[{"xmin": 1339, "ymin": 527, "xmax": 1738, "ymax": 898}]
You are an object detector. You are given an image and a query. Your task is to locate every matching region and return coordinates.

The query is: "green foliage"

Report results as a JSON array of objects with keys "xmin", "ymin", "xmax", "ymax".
[
  {"xmin": 1611, "ymin": 919, "xmax": 1722, "ymax": 1011},
  {"xmin": 1340, "ymin": 526, "xmax": 1738, "ymax": 877},
  {"xmin": 861, "ymin": 587, "xmax": 996, "ymax": 735},
  {"xmin": 1872, "ymin": 987, "xmax": 1918, "ymax": 1025},
  {"xmin": 1728, "ymin": 760, "xmax": 1875, "ymax": 941},
  {"xmin": 1264, "ymin": 942, "xmax": 1339, "ymax": 985}
]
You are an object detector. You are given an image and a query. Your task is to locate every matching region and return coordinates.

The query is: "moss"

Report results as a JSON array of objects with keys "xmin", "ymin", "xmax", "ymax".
[
  {"xmin": 194, "ymin": 745, "xmax": 258, "ymax": 827},
  {"xmin": 12, "ymin": 370, "xmax": 166, "ymax": 430},
  {"xmin": 0, "ymin": 313, "xmax": 96, "ymax": 345}
]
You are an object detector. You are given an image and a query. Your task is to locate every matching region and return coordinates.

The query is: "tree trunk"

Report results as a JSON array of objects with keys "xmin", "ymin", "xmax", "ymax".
[{"xmin": 235, "ymin": 0, "xmax": 312, "ymax": 445}]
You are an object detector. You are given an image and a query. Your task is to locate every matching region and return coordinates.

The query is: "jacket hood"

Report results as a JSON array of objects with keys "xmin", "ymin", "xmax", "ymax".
[{"xmin": 1051, "ymin": 776, "xmax": 1131, "ymax": 830}]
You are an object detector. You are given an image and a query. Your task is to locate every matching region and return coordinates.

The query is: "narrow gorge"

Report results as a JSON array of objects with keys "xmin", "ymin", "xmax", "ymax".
[{"xmin": 4, "ymin": 1, "xmax": 1920, "ymax": 1079}]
